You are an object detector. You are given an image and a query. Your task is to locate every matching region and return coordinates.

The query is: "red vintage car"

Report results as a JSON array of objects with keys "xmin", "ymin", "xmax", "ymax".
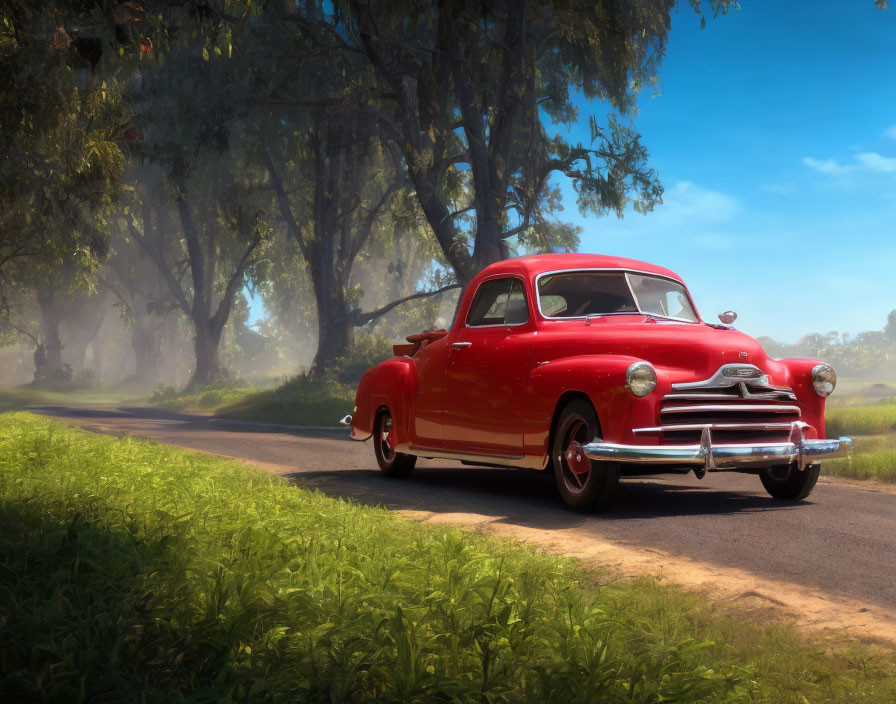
[{"xmin": 344, "ymin": 253, "xmax": 852, "ymax": 511}]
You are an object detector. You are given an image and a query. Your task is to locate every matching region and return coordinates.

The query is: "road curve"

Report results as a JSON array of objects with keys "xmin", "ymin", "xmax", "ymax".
[{"xmin": 28, "ymin": 404, "xmax": 896, "ymax": 613}]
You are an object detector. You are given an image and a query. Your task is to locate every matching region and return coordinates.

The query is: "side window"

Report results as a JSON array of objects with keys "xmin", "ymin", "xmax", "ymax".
[
  {"xmin": 466, "ymin": 278, "xmax": 529, "ymax": 327},
  {"xmin": 504, "ymin": 279, "xmax": 529, "ymax": 325}
]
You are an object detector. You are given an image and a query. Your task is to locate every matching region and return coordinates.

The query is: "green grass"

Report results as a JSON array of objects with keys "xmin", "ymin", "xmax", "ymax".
[
  {"xmin": 150, "ymin": 382, "xmax": 269, "ymax": 412},
  {"xmin": 826, "ymin": 403, "xmax": 896, "ymax": 437},
  {"xmin": 214, "ymin": 373, "xmax": 354, "ymax": 427},
  {"xmin": 823, "ymin": 434, "xmax": 896, "ymax": 482},
  {"xmin": 822, "ymin": 403, "xmax": 896, "ymax": 481},
  {"xmin": 150, "ymin": 374, "xmax": 352, "ymax": 427},
  {"xmin": 2, "ymin": 413, "xmax": 896, "ymax": 702}
]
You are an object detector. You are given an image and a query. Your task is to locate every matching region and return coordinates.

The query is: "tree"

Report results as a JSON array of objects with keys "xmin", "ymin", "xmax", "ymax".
[
  {"xmin": 885, "ymin": 309, "xmax": 896, "ymax": 341},
  {"xmin": 127, "ymin": 34, "xmax": 272, "ymax": 387},
  {"xmin": 250, "ymin": 9, "xmax": 459, "ymax": 366},
  {"xmin": 100, "ymin": 222, "xmax": 180, "ymax": 387},
  {"xmin": 60, "ymin": 288, "xmax": 110, "ymax": 375},
  {"xmin": 326, "ymin": 0, "xmax": 728, "ymax": 281},
  {"xmin": 280, "ymin": 0, "xmax": 733, "ymax": 284},
  {"xmin": 0, "ymin": 1, "xmax": 140, "ymax": 382},
  {"xmin": 263, "ymin": 124, "xmax": 457, "ymax": 365}
]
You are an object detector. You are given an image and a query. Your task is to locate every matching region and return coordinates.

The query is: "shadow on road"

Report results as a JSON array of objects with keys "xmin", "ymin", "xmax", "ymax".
[
  {"xmin": 31, "ymin": 404, "xmax": 801, "ymax": 523},
  {"xmin": 284, "ymin": 465, "xmax": 799, "ymax": 526}
]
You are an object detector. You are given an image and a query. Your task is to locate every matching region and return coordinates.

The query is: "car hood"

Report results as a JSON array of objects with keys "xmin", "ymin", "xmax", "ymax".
[{"xmin": 538, "ymin": 318, "xmax": 776, "ymax": 381}]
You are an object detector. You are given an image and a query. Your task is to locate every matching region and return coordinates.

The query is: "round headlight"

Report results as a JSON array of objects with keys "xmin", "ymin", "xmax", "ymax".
[
  {"xmin": 811, "ymin": 364, "xmax": 837, "ymax": 397},
  {"xmin": 626, "ymin": 361, "xmax": 657, "ymax": 397}
]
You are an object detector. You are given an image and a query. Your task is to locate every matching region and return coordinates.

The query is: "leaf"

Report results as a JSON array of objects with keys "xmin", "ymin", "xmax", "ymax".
[{"xmin": 202, "ymin": 46, "xmax": 209, "ymax": 61}]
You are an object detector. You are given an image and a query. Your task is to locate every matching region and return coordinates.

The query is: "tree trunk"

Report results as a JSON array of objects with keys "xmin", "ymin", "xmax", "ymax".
[
  {"xmin": 90, "ymin": 340, "xmax": 104, "ymax": 379},
  {"xmin": 33, "ymin": 285, "xmax": 68, "ymax": 385},
  {"xmin": 63, "ymin": 293, "xmax": 108, "ymax": 373},
  {"xmin": 315, "ymin": 310, "xmax": 354, "ymax": 369},
  {"xmin": 190, "ymin": 320, "xmax": 225, "ymax": 388},
  {"xmin": 311, "ymin": 273, "xmax": 353, "ymax": 369},
  {"xmin": 131, "ymin": 318, "xmax": 164, "ymax": 387}
]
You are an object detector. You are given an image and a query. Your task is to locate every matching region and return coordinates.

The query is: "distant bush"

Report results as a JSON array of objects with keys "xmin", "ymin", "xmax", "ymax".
[
  {"xmin": 31, "ymin": 362, "xmax": 73, "ymax": 389},
  {"xmin": 333, "ymin": 333, "xmax": 394, "ymax": 385},
  {"xmin": 218, "ymin": 370, "xmax": 353, "ymax": 426}
]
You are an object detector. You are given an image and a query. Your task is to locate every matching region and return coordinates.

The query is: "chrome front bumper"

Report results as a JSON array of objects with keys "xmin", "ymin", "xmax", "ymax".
[{"xmin": 577, "ymin": 424, "xmax": 852, "ymax": 475}]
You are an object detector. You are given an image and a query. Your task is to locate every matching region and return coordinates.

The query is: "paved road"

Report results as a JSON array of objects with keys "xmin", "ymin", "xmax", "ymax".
[{"xmin": 31, "ymin": 404, "xmax": 896, "ymax": 612}]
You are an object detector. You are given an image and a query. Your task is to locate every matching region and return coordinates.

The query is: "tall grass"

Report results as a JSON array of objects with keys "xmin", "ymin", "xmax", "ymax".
[
  {"xmin": 823, "ymin": 435, "xmax": 896, "ymax": 482},
  {"xmin": 826, "ymin": 403, "xmax": 896, "ymax": 437},
  {"xmin": 2, "ymin": 413, "xmax": 895, "ymax": 702}
]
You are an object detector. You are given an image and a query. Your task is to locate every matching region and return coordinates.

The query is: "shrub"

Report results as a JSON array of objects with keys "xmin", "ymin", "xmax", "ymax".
[{"xmin": 334, "ymin": 333, "xmax": 394, "ymax": 385}]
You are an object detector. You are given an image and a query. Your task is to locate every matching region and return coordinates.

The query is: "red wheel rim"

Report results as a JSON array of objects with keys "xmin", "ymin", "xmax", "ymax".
[
  {"xmin": 379, "ymin": 412, "xmax": 396, "ymax": 462},
  {"xmin": 559, "ymin": 416, "xmax": 591, "ymax": 495}
]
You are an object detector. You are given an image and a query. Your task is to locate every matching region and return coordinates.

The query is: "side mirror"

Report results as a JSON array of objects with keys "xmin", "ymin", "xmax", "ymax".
[{"xmin": 718, "ymin": 310, "xmax": 738, "ymax": 325}]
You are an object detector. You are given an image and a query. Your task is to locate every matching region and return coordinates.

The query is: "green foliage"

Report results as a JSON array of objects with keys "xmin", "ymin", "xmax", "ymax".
[
  {"xmin": 152, "ymin": 336, "xmax": 393, "ymax": 423},
  {"xmin": 333, "ymin": 333, "xmax": 394, "ymax": 385},
  {"xmin": 331, "ymin": 0, "xmax": 738, "ymax": 280},
  {"xmin": 216, "ymin": 371, "xmax": 354, "ymax": 426},
  {"xmin": 3, "ymin": 413, "xmax": 896, "ymax": 702},
  {"xmin": 150, "ymin": 380, "xmax": 265, "ymax": 410},
  {"xmin": 0, "ymin": 2, "xmax": 131, "ymax": 295}
]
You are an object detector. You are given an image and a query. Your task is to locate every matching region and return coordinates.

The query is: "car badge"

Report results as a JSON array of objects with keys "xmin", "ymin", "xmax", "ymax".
[
  {"xmin": 723, "ymin": 366, "xmax": 760, "ymax": 378},
  {"xmin": 739, "ymin": 351, "xmax": 748, "ymax": 358}
]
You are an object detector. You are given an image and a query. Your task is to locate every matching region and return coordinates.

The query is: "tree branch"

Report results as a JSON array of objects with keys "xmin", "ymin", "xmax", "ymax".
[
  {"xmin": 353, "ymin": 283, "xmax": 461, "ymax": 325},
  {"xmin": 262, "ymin": 147, "xmax": 311, "ymax": 260},
  {"xmin": 348, "ymin": 181, "xmax": 401, "ymax": 266},
  {"xmin": 211, "ymin": 235, "xmax": 262, "ymax": 333},
  {"xmin": 128, "ymin": 220, "xmax": 192, "ymax": 317}
]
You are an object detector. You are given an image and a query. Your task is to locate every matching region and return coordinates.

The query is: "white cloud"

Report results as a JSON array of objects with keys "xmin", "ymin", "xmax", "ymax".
[
  {"xmin": 803, "ymin": 152, "xmax": 896, "ymax": 176},
  {"xmin": 885, "ymin": 125, "xmax": 896, "ymax": 141},
  {"xmin": 658, "ymin": 181, "xmax": 739, "ymax": 223},
  {"xmin": 855, "ymin": 151, "xmax": 896, "ymax": 172},
  {"xmin": 802, "ymin": 156, "xmax": 850, "ymax": 176}
]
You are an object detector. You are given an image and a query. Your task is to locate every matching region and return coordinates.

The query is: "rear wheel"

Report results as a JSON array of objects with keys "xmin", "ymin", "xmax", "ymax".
[
  {"xmin": 759, "ymin": 463, "xmax": 820, "ymax": 500},
  {"xmin": 373, "ymin": 408, "xmax": 416, "ymax": 478},
  {"xmin": 552, "ymin": 399, "xmax": 620, "ymax": 512}
]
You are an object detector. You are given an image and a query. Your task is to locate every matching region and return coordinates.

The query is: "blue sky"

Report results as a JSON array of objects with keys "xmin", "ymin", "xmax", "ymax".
[
  {"xmin": 249, "ymin": 2, "xmax": 896, "ymax": 343},
  {"xmin": 562, "ymin": 1, "xmax": 896, "ymax": 342}
]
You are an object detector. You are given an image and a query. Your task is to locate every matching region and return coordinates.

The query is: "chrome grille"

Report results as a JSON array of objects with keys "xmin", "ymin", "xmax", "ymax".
[{"xmin": 640, "ymin": 364, "xmax": 800, "ymax": 444}]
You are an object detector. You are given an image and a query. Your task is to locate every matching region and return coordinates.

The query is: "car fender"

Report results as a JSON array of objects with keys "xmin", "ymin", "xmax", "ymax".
[
  {"xmin": 526, "ymin": 354, "xmax": 667, "ymax": 456},
  {"xmin": 351, "ymin": 357, "xmax": 419, "ymax": 443},
  {"xmin": 770, "ymin": 357, "xmax": 829, "ymax": 437}
]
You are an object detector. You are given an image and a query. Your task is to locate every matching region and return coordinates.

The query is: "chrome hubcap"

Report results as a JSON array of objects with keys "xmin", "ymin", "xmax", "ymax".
[{"xmin": 560, "ymin": 417, "xmax": 591, "ymax": 495}]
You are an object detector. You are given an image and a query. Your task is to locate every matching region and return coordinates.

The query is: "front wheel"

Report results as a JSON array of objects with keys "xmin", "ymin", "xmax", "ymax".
[
  {"xmin": 551, "ymin": 399, "xmax": 620, "ymax": 512},
  {"xmin": 759, "ymin": 463, "xmax": 820, "ymax": 500},
  {"xmin": 373, "ymin": 408, "xmax": 416, "ymax": 478}
]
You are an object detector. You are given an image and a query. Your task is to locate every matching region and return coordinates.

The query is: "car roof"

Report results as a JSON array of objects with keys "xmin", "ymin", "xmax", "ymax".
[{"xmin": 477, "ymin": 253, "xmax": 684, "ymax": 282}]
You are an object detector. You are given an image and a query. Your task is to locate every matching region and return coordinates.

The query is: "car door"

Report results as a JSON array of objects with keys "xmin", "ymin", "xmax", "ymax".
[
  {"xmin": 411, "ymin": 335, "xmax": 449, "ymax": 447},
  {"xmin": 442, "ymin": 276, "xmax": 531, "ymax": 457}
]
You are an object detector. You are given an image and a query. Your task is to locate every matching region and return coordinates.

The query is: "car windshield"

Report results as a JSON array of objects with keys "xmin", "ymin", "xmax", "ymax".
[{"xmin": 536, "ymin": 271, "xmax": 698, "ymax": 322}]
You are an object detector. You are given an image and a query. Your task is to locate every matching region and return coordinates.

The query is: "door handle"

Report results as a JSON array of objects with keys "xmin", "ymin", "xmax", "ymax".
[{"xmin": 451, "ymin": 341, "xmax": 472, "ymax": 349}]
